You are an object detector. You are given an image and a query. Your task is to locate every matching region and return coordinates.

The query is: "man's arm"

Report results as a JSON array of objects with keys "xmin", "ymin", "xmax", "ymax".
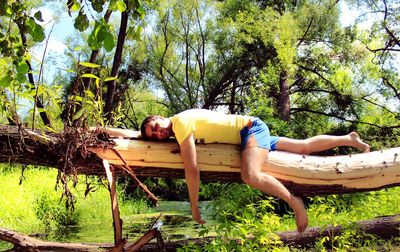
[
  {"xmin": 89, "ymin": 127, "xmax": 137, "ymax": 138},
  {"xmin": 179, "ymin": 133, "xmax": 205, "ymax": 224}
]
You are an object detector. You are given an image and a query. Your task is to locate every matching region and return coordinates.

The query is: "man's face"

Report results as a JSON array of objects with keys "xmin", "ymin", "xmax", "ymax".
[{"xmin": 144, "ymin": 117, "xmax": 171, "ymax": 140}]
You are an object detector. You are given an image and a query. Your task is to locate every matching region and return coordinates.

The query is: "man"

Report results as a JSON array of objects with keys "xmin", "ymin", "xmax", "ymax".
[{"xmin": 139, "ymin": 109, "xmax": 370, "ymax": 233}]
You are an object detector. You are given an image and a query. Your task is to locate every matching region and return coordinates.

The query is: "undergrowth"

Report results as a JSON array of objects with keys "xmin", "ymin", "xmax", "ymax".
[{"xmin": 180, "ymin": 184, "xmax": 400, "ymax": 251}]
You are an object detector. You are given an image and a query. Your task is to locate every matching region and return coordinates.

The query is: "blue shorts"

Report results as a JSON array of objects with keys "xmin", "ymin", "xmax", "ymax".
[{"xmin": 240, "ymin": 118, "xmax": 280, "ymax": 151}]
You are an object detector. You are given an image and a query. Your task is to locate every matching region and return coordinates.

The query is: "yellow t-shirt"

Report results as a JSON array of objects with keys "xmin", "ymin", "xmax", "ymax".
[{"xmin": 170, "ymin": 109, "xmax": 251, "ymax": 145}]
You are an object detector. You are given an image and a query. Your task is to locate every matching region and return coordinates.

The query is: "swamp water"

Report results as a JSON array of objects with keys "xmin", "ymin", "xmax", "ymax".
[
  {"xmin": 37, "ymin": 201, "xmax": 214, "ymax": 244},
  {"xmin": 0, "ymin": 168, "xmax": 219, "ymax": 250}
]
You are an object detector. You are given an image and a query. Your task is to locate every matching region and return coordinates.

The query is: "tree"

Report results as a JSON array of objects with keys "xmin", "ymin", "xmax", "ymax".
[
  {"xmin": 213, "ymin": 0, "xmax": 400, "ymax": 143},
  {"xmin": 144, "ymin": 0, "xmax": 214, "ymax": 113}
]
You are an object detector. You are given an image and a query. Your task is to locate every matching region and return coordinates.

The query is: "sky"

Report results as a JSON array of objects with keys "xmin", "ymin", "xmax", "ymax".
[{"xmin": 31, "ymin": 1, "xmax": 74, "ymax": 83}]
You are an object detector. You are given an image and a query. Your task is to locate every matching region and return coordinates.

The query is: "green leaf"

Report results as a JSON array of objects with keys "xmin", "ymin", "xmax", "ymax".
[
  {"xmin": 79, "ymin": 62, "xmax": 100, "ymax": 68},
  {"xmin": 34, "ymin": 11, "xmax": 44, "ymax": 22},
  {"xmin": 26, "ymin": 18, "xmax": 45, "ymax": 42},
  {"xmin": 91, "ymin": 0, "xmax": 104, "ymax": 12},
  {"xmin": 84, "ymin": 90, "xmax": 95, "ymax": 98},
  {"xmin": 96, "ymin": 25, "xmax": 108, "ymax": 42},
  {"xmin": 95, "ymin": 78, "xmax": 100, "ymax": 88},
  {"xmin": 72, "ymin": 107, "xmax": 86, "ymax": 121},
  {"xmin": 136, "ymin": 6, "xmax": 146, "ymax": 20},
  {"xmin": 71, "ymin": 95, "xmax": 83, "ymax": 102},
  {"xmin": 73, "ymin": 46, "xmax": 84, "ymax": 51},
  {"xmin": 132, "ymin": 26, "xmax": 142, "ymax": 40},
  {"xmin": 108, "ymin": 0, "xmax": 118, "ymax": 11},
  {"xmin": 0, "ymin": 1, "xmax": 12, "ymax": 17},
  {"xmin": 0, "ymin": 75, "xmax": 12, "ymax": 88},
  {"xmin": 71, "ymin": 2, "xmax": 81, "ymax": 11},
  {"xmin": 103, "ymin": 32, "xmax": 115, "ymax": 52},
  {"xmin": 16, "ymin": 61, "xmax": 29, "ymax": 74},
  {"xmin": 88, "ymin": 22, "xmax": 102, "ymax": 50},
  {"xmin": 104, "ymin": 76, "xmax": 118, "ymax": 82},
  {"xmin": 87, "ymin": 32, "xmax": 101, "ymax": 50},
  {"xmin": 116, "ymin": 0, "xmax": 127, "ymax": 12},
  {"xmin": 16, "ymin": 73, "xmax": 26, "ymax": 83},
  {"xmin": 74, "ymin": 12, "xmax": 89, "ymax": 32},
  {"xmin": 82, "ymin": 73, "xmax": 99, "ymax": 79}
]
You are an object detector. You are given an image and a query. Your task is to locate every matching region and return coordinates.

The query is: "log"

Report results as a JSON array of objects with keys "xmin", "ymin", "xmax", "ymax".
[
  {"xmin": 1, "ymin": 124, "xmax": 400, "ymax": 196},
  {"xmin": 0, "ymin": 227, "xmax": 111, "ymax": 251},
  {"xmin": 277, "ymin": 214, "xmax": 400, "ymax": 248},
  {"xmin": 89, "ymin": 138, "xmax": 400, "ymax": 196}
]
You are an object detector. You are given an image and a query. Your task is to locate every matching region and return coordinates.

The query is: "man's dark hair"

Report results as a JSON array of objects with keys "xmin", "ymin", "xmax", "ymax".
[{"xmin": 140, "ymin": 115, "xmax": 160, "ymax": 140}]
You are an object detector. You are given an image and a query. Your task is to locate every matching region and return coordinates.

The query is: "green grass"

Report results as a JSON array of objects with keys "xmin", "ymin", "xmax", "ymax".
[{"xmin": 0, "ymin": 165, "xmax": 152, "ymax": 248}]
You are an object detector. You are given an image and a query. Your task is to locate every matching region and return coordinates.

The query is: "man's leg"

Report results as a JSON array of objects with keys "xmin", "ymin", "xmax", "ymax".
[
  {"xmin": 275, "ymin": 132, "xmax": 370, "ymax": 154},
  {"xmin": 241, "ymin": 136, "xmax": 308, "ymax": 233}
]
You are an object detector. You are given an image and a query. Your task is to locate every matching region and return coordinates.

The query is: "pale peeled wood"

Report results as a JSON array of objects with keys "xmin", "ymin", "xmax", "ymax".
[{"xmin": 89, "ymin": 138, "xmax": 400, "ymax": 191}]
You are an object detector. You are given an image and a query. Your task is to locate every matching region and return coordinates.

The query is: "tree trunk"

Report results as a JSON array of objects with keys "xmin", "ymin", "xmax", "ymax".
[
  {"xmin": 1, "ymin": 125, "xmax": 400, "ymax": 197},
  {"xmin": 104, "ymin": 2, "xmax": 129, "ymax": 123},
  {"xmin": 90, "ymin": 138, "xmax": 400, "ymax": 197},
  {"xmin": 278, "ymin": 70, "xmax": 291, "ymax": 121}
]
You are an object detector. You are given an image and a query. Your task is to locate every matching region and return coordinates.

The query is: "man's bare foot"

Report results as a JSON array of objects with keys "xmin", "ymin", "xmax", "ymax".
[
  {"xmin": 291, "ymin": 196, "xmax": 308, "ymax": 233},
  {"xmin": 349, "ymin": 132, "xmax": 370, "ymax": 153}
]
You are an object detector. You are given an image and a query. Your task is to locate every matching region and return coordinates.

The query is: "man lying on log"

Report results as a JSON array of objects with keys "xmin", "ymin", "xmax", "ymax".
[{"xmin": 102, "ymin": 109, "xmax": 370, "ymax": 233}]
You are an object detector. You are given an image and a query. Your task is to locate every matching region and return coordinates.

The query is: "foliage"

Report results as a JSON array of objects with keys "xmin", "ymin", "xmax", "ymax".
[
  {"xmin": 118, "ymin": 81, "xmax": 169, "ymax": 129},
  {"xmin": 34, "ymin": 191, "xmax": 80, "ymax": 239},
  {"xmin": 208, "ymin": 184, "xmax": 263, "ymax": 221},
  {"xmin": 0, "ymin": 0, "xmax": 398, "ymax": 135},
  {"xmin": 144, "ymin": 0, "xmax": 217, "ymax": 113}
]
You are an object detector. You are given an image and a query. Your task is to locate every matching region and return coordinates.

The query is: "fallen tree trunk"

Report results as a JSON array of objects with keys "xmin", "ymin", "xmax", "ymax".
[
  {"xmin": 90, "ymin": 138, "xmax": 400, "ymax": 197},
  {"xmin": 1, "ymin": 214, "xmax": 399, "ymax": 251},
  {"xmin": 278, "ymin": 214, "xmax": 400, "ymax": 248},
  {"xmin": 0, "ymin": 227, "xmax": 111, "ymax": 251},
  {"xmin": 1, "ymin": 125, "xmax": 400, "ymax": 197}
]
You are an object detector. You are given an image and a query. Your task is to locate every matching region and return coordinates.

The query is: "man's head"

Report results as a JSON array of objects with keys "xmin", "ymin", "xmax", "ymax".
[{"xmin": 140, "ymin": 115, "xmax": 172, "ymax": 140}]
